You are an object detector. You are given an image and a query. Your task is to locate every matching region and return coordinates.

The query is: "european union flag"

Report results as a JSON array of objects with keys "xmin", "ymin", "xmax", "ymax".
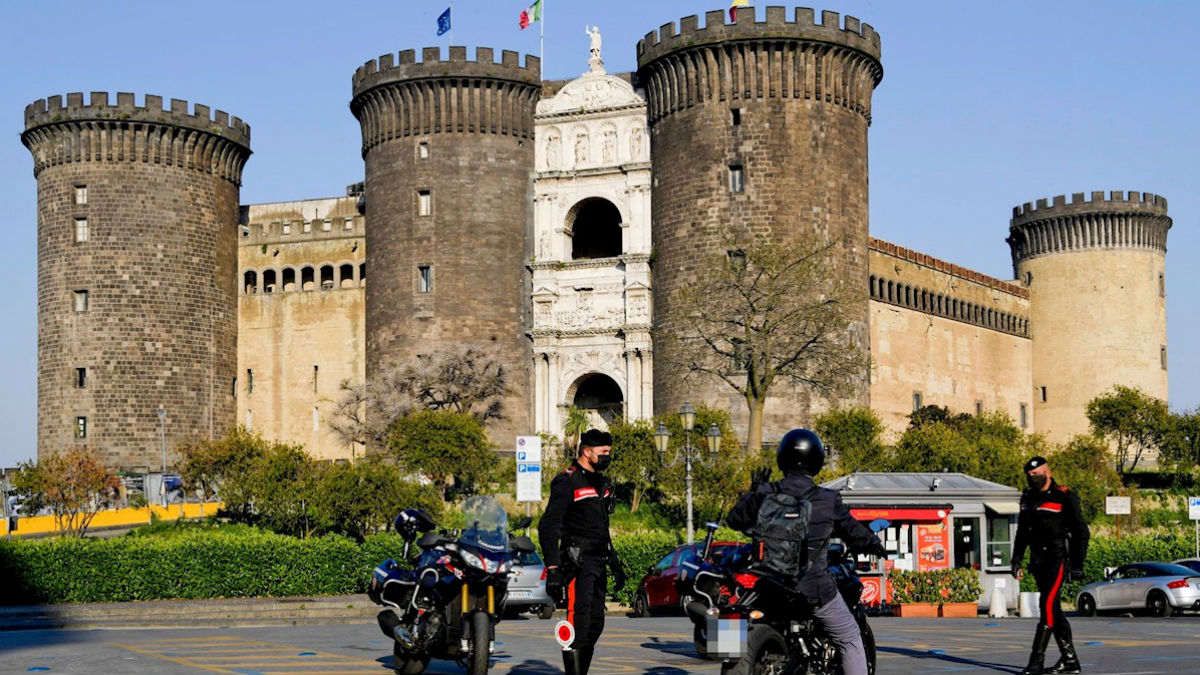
[{"xmin": 437, "ymin": 8, "xmax": 451, "ymax": 36}]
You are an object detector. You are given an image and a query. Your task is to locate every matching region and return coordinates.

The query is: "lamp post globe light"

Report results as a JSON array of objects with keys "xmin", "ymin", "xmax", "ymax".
[
  {"xmin": 156, "ymin": 408, "xmax": 167, "ymax": 507},
  {"xmin": 656, "ymin": 402, "xmax": 721, "ymax": 543}
]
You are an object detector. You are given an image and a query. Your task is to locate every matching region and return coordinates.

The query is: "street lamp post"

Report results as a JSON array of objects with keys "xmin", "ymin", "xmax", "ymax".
[
  {"xmin": 655, "ymin": 402, "xmax": 722, "ymax": 543},
  {"xmin": 156, "ymin": 408, "xmax": 167, "ymax": 508}
]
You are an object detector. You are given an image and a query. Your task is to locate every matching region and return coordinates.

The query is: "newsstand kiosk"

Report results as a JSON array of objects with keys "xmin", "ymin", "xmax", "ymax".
[{"xmin": 822, "ymin": 472, "xmax": 1022, "ymax": 611}]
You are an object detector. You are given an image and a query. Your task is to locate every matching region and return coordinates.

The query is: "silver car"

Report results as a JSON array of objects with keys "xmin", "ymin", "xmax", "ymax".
[
  {"xmin": 1076, "ymin": 562, "xmax": 1200, "ymax": 617},
  {"xmin": 504, "ymin": 550, "xmax": 555, "ymax": 619}
]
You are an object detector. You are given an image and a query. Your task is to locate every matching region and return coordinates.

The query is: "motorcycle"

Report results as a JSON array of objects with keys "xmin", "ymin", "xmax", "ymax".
[
  {"xmin": 367, "ymin": 496, "xmax": 536, "ymax": 675},
  {"xmin": 684, "ymin": 521, "xmax": 888, "ymax": 675}
]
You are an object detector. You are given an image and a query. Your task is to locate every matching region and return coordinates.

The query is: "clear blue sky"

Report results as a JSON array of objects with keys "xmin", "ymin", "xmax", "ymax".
[{"xmin": 1, "ymin": 1, "xmax": 1196, "ymax": 467}]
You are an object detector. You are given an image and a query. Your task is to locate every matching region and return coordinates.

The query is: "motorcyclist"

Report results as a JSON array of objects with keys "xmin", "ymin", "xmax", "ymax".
[
  {"xmin": 538, "ymin": 428, "xmax": 627, "ymax": 675},
  {"xmin": 1011, "ymin": 455, "xmax": 1089, "ymax": 675},
  {"xmin": 727, "ymin": 428, "xmax": 885, "ymax": 675}
]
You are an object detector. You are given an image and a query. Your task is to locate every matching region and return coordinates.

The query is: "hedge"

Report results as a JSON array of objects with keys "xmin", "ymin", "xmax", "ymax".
[{"xmin": 1018, "ymin": 531, "xmax": 1196, "ymax": 598}]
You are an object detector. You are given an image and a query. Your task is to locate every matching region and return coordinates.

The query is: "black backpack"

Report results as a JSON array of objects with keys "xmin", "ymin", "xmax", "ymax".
[{"xmin": 753, "ymin": 483, "xmax": 816, "ymax": 579}]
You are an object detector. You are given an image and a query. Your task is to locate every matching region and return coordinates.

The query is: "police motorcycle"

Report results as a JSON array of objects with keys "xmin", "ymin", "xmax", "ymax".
[
  {"xmin": 678, "ymin": 521, "xmax": 756, "ymax": 659},
  {"xmin": 686, "ymin": 521, "xmax": 888, "ymax": 675},
  {"xmin": 367, "ymin": 496, "xmax": 536, "ymax": 675}
]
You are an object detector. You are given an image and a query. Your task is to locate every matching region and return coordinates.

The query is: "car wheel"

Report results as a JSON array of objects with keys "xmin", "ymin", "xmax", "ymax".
[
  {"xmin": 1076, "ymin": 593, "xmax": 1097, "ymax": 618},
  {"xmin": 1147, "ymin": 590, "xmax": 1173, "ymax": 618},
  {"xmin": 632, "ymin": 591, "xmax": 649, "ymax": 618},
  {"xmin": 538, "ymin": 604, "xmax": 555, "ymax": 620}
]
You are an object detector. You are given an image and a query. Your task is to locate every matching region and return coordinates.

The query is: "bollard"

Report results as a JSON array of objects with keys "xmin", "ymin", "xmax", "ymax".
[
  {"xmin": 1018, "ymin": 591, "xmax": 1041, "ymax": 618},
  {"xmin": 988, "ymin": 583, "xmax": 1009, "ymax": 618}
]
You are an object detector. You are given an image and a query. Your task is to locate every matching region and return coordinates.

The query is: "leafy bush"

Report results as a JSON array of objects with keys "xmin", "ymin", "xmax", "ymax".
[
  {"xmin": 1017, "ymin": 532, "xmax": 1195, "ymax": 597},
  {"xmin": 889, "ymin": 568, "xmax": 981, "ymax": 604}
]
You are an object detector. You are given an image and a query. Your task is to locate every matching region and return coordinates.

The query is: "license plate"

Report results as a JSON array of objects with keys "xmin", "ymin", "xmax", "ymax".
[
  {"xmin": 707, "ymin": 616, "xmax": 747, "ymax": 659},
  {"xmin": 509, "ymin": 590, "xmax": 532, "ymax": 598}
]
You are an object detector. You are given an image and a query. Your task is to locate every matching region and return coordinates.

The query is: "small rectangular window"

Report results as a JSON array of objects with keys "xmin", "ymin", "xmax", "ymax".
[
  {"xmin": 418, "ymin": 265, "xmax": 433, "ymax": 293},
  {"xmin": 75, "ymin": 416, "xmax": 87, "ymax": 439},
  {"xmin": 419, "ymin": 141, "xmax": 430, "ymax": 158},
  {"xmin": 73, "ymin": 290, "xmax": 89, "ymax": 312},
  {"xmin": 729, "ymin": 165, "xmax": 744, "ymax": 193},
  {"xmin": 418, "ymin": 190, "xmax": 432, "ymax": 216},
  {"xmin": 975, "ymin": 400, "xmax": 983, "ymax": 416},
  {"xmin": 912, "ymin": 391, "xmax": 923, "ymax": 412},
  {"xmin": 74, "ymin": 185, "xmax": 88, "ymax": 205},
  {"xmin": 246, "ymin": 368, "xmax": 254, "ymax": 395},
  {"xmin": 74, "ymin": 218, "xmax": 89, "ymax": 242},
  {"xmin": 321, "ymin": 219, "xmax": 331, "ymax": 232},
  {"xmin": 246, "ymin": 409, "xmax": 253, "ymax": 429},
  {"xmin": 1161, "ymin": 346, "xmax": 1167, "ymax": 370},
  {"xmin": 344, "ymin": 217, "xmax": 354, "ymax": 231},
  {"xmin": 302, "ymin": 220, "xmax": 312, "ymax": 234},
  {"xmin": 1040, "ymin": 386, "xmax": 1047, "ymax": 403},
  {"xmin": 731, "ymin": 108, "xmax": 741, "ymax": 126},
  {"xmin": 313, "ymin": 365, "xmax": 319, "ymax": 393},
  {"xmin": 231, "ymin": 377, "xmax": 237, "ymax": 397},
  {"xmin": 1159, "ymin": 273, "xmax": 1165, "ymax": 297},
  {"xmin": 75, "ymin": 367, "xmax": 87, "ymax": 388},
  {"xmin": 282, "ymin": 222, "xmax": 292, "ymax": 235},
  {"xmin": 1019, "ymin": 403, "xmax": 1028, "ymax": 429}
]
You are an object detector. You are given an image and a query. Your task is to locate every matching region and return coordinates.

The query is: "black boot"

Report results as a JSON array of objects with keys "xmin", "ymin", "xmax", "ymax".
[
  {"xmin": 578, "ymin": 646, "xmax": 594, "ymax": 675},
  {"xmin": 1021, "ymin": 624, "xmax": 1052, "ymax": 675},
  {"xmin": 562, "ymin": 648, "xmax": 585, "ymax": 675},
  {"xmin": 1048, "ymin": 623, "xmax": 1081, "ymax": 674}
]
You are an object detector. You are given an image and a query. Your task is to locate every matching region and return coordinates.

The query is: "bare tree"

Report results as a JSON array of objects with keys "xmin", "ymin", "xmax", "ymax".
[
  {"xmin": 658, "ymin": 237, "xmax": 869, "ymax": 453},
  {"xmin": 329, "ymin": 345, "xmax": 510, "ymax": 451}
]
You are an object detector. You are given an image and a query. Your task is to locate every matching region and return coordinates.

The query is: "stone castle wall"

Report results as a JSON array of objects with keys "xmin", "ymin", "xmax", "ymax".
[
  {"xmin": 237, "ymin": 197, "xmax": 365, "ymax": 460},
  {"xmin": 868, "ymin": 239, "xmax": 1033, "ymax": 437},
  {"xmin": 1009, "ymin": 191, "xmax": 1170, "ymax": 443},
  {"xmin": 23, "ymin": 92, "xmax": 249, "ymax": 469},
  {"xmin": 638, "ymin": 8, "xmax": 883, "ymax": 445}
]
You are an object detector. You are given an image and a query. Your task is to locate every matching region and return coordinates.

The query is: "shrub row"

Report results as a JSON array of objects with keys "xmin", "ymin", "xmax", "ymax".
[{"xmin": 1018, "ymin": 531, "xmax": 1196, "ymax": 597}]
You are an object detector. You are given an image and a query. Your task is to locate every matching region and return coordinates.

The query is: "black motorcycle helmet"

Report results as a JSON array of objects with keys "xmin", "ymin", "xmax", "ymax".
[{"xmin": 777, "ymin": 428, "xmax": 826, "ymax": 475}]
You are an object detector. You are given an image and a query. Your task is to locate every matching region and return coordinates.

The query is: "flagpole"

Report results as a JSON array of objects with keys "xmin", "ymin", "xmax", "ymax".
[
  {"xmin": 540, "ymin": 0, "xmax": 546, "ymax": 75},
  {"xmin": 450, "ymin": 1, "xmax": 454, "ymax": 45}
]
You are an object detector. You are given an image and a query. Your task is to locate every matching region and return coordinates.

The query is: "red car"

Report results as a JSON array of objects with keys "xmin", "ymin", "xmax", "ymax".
[{"xmin": 632, "ymin": 541, "xmax": 740, "ymax": 616}]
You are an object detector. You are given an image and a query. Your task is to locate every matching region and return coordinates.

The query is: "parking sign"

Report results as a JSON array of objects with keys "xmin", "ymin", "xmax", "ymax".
[
  {"xmin": 516, "ymin": 436, "xmax": 543, "ymax": 503},
  {"xmin": 1189, "ymin": 496, "xmax": 1200, "ymax": 521}
]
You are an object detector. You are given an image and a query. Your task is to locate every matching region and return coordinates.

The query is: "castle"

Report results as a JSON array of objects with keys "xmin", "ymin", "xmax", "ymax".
[{"xmin": 22, "ymin": 7, "xmax": 1170, "ymax": 469}]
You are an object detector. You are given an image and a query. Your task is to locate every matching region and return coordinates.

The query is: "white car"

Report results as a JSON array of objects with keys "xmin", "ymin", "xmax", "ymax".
[{"xmin": 1076, "ymin": 562, "xmax": 1200, "ymax": 617}]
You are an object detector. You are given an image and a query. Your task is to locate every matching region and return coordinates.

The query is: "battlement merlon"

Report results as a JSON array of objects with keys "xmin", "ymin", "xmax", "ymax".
[
  {"xmin": 636, "ymin": 6, "xmax": 882, "ymax": 68},
  {"xmin": 352, "ymin": 46, "xmax": 542, "ymax": 97},
  {"xmin": 23, "ymin": 92, "xmax": 250, "ymax": 148},
  {"xmin": 1011, "ymin": 190, "xmax": 1168, "ymax": 225}
]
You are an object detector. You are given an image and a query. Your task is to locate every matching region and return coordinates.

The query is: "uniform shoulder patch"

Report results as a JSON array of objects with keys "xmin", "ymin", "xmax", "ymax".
[
  {"xmin": 563, "ymin": 465, "xmax": 577, "ymax": 476},
  {"xmin": 1054, "ymin": 483, "xmax": 1070, "ymax": 493}
]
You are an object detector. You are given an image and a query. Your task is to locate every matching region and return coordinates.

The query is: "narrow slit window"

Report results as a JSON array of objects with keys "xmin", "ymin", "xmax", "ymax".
[
  {"xmin": 1019, "ymin": 403, "xmax": 1028, "ymax": 429},
  {"xmin": 419, "ymin": 141, "xmax": 430, "ymax": 158},
  {"xmin": 74, "ymin": 185, "xmax": 88, "ymax": 205},
  {"xmin": 247, "ymin": 368, "xmax": 254, "ymax": 395},
  {"xmin": 75, "ymin": 416, "xmax": 87, "ymax": 439},
  {"xmin": 731, "ymin": 108, "xmax": 741, "ymax": 126},
  {"xmin": 313, "ymin": 406, "xmax": 320, "ymax": 431},
  {"xmin": 231, "ymin": 377, "xmax": 237, "ymax": 397},
  {"xmin": 418, "ymin": 190, "xmax": 432, "ymax": 216},
  {"xmin": 313, "ymin": 365, "xmax": 319, "ymax": 393},
  {"xmin": 729, "ymin": 165, "xmax": 744, "ymax": 193},
  {"xmin": 73, "ymin": 290, "xmax": 89, "ymax": 312},
  {"xmin": 1159, "ymin": 273, "xmax": 1165, "ymax": 297},
  {"xmin": 1161, "ymin": 346, "xmax": 1167, "ymax": 370},
  {"xmin": 74, "ymin": 218, "xmax": 88, "ymax": 242},
  {"xmin": 418, "ymin": 266, "xmax": 433, "ymax": 293},
  {"xmin": 1040, "ymin": 386, "xmax": 1047, "ymax": 403},
  {"xmin": 975, "ymin": 400, "xmax": 983, "ymax": 416},
  {"xmin": 912, "ymin": 391, "xmax": 923, "ymax": 412},
  {"xmin": 75, "ymin": 367, "xmax": 87, "ymax": 388}
]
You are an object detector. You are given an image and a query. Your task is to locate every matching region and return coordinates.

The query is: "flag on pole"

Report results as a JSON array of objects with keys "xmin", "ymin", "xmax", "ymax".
[
  {"xmin": 729, "ymin": 0, "xmax": 750, "ymax": 22},
  {"xmin": 519, "ymin": 0, "xmax": 542, "ymax": 30},
  {"xmin": 437, "ymin": 7, "xmax": 451, "ymax": 36}
]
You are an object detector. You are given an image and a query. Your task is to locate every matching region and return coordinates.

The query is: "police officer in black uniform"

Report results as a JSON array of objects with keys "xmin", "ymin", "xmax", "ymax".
[
  {"xmin": 538, "ymin": 429, "xmax": 626, "ymax": 675},
  {"xmin": 1011, "ymin": 455, "xmax": 1090, "ymax": 675},
  {"xmin": 727, "ymin": 429, "xmax": 885, "ymax": 675}
]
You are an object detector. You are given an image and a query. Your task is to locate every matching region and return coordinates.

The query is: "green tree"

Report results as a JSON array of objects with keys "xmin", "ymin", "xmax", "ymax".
[
  {"xmin": 312, "ymin": 455, "xmax": 442, "ymax": 541},
  {"xmin": 892, "ymin": 422, "xmax": 979, "ymax": 476},
  {"xmin": 243, "ymin": 443, "xmax": 319, "ymax": 537},
  {"xmin": 814, "ymin": 406, "xmax": 889, "ymax": 477},
  {"xmin": 955, "ymin": 412, "xmax": 1031, "ymax": 489},
  {"xmin": 11, "ymin": 446, "xmax": 119, "ymax": 537},
  {"xmin": 176, "ymin": 425, "xmax": 270, "ymax": 507},
  {"xmin": 1050, "ymin": 435, "xmax": 1122, "ymax": 523},
  {"xmin": 657, "ymin": 237, "xmax": 869, "ymax": 455},
  {"xmin": 387, "ymin": 410, "xmax": 492, "ymax": 499},
  {"xmin": 656, "ymin": 405, "xmax": 762, "ymax": 524},
  {"xmin": 1160, "ymin": 409, "xmax": 1200, "ymax": 480},
  {"xmin": 1085, "ymin": 385, "xmax": 1171, "ymax": 474},
  {"xmin": 607, "ymin": 418, "xmax": 660, "ymax": 513}
]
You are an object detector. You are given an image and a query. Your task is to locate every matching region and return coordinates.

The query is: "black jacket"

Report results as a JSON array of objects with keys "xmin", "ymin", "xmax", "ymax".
[
  {"xmin": 1012, "ymin": 479, "xmax": 1090, "ymax": 570},
  {"xmin": 727, "ymin": 471, "xmax": 884, "ymax": 605},
  {"xmin": 538, "ymin": 461, "xmax": 615, "ymax": 567}
]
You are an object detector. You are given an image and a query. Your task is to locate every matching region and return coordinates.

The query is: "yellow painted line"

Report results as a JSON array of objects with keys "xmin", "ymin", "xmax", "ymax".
[
  {"xmin": 134, "ymin": 636, "xmax": 247, "ymax": 643},
  {"xmin": 110, "ymin": 642, "xmax": 236, "ymax": 674}
]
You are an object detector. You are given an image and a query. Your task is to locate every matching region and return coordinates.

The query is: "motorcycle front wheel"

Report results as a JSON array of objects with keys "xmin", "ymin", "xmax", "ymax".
[
  {"xmin": 720, "ymin": 624, "xmax": 788, "ymax": 675},
  {"xmin": 391, "ymin": 643, "xmax": 429, "ymax": 675},
  {"xmin": 466, "ymin": 611, "xmax": 491, "ymax": 675},
  {"xmin": 861, "ymin": 621, "xmax": 877, "ymax": 675}
]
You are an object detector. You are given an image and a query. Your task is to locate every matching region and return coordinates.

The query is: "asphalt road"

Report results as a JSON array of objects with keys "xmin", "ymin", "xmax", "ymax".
[{"xmin": 2, "ymin": 615, "xmax": 1199, "ymax": 675}]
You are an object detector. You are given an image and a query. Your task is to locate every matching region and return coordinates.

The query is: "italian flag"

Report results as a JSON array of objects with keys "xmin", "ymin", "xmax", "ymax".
[
  {"xmin": 729, "ymin": 0, "xmax": 750, "ymax": 22},
  {"xmin": 519, "ymin": 0, "xmax": 541, "ymax": 29}
]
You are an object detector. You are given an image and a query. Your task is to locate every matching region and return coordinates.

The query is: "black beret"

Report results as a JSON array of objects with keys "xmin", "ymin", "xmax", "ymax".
[
  {"xmin": 580, "ymin": 429, "xmax": 613, "ymax": 448},
  {"xmin": 1023, "ymin": 456, "xmax": 1048, "ymax": 472}
]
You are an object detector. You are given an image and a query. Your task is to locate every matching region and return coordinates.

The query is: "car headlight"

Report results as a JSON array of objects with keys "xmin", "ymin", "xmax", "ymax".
[{"xmin": 459, "ymin": 550, "xmax": 487, "ymax": 571}]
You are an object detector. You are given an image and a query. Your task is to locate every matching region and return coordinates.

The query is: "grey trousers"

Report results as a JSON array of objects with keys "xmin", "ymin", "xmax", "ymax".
[{"xmin": 812, "ymin": 593, "xmax": 868, "ymax": 675}]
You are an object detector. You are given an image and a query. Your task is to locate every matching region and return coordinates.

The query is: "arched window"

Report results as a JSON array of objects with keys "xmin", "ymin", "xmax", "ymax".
[
  {"xmin": 339, "ymin": 263, "xmax": 355, "ymax": 288},
  {"xmin": 301, "ymin": 266, "xmax": 315, "ymax": 291},
  {"xmin": 887, "ymin": 281, "xmax": 894, "ymax": 303},
  {"xmin": 243, "ymin": 270, "xmax": 258, "ymax": 295},
  {"xmin": 568, "ymin": 198, "xmax": 622, "ymax": 260},
  {"xmin": 869, "ymin": 275, "xmax": 877, "ymax": 299},
  {"xmin": 282, "ymin": 267, "xmax": 296, "ymax": 292},
  {"xmin": 359, "ymin": 262, "xmax": 366, "ymax": 287},
  {"xmin": 320, "ymin": 265, "xmax": 334, "ymax": 290},
  {"xmin": 263, "ymin": 269, "xmax": 277, "ymax": 294}
]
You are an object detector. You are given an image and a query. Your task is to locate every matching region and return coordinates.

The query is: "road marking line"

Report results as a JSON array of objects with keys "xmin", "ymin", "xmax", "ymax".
[{"xmin": 110, "ymin": 642, "xmax": 237, "ymax": 674}]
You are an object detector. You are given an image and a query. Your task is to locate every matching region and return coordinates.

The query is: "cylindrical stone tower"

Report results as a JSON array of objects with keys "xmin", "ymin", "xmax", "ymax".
[
  {"xmin": 22, "ymin": 92, "xmax": 251, "ymax": 469},
  {"xmin": 636, "ymin": 7, "xmax": 883, "ymax": 443},
  {"xmin": 1008, "ymin": 191, "xmax": 1171, "ymax": 443},
  {"xmin": 351, "ymin": 47, "xmax": 540, "ymax": 445}
]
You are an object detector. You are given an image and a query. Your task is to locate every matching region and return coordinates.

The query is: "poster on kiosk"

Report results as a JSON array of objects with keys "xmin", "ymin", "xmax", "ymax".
[{"xmin": 848, "ymin": 507, "xmax": 952, "ymax": 606}]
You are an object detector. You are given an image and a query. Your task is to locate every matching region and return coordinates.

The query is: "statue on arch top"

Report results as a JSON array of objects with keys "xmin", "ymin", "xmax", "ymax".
[{"xmin": 586, "ymin": 25, "xmax": 604, "ymax": 73}]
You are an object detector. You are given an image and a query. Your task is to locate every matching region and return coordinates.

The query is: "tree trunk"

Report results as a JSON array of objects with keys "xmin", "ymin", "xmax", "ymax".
[
  {"xmin": 631, "ymin": 486, "xmax": 642, "ymax": 513},
  {"xmin": 746, "ymin": 396, "xmax": 766, "ymax": 457}
]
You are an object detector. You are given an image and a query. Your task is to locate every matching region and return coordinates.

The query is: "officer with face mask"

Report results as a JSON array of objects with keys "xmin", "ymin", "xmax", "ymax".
[
  {"xmin": 538, "ymin": 429, "xmax": 626, "ymax": 675},
  {"xmin": 1011, "ymin": 456, "xmax": 1090, "ymax": 675}
]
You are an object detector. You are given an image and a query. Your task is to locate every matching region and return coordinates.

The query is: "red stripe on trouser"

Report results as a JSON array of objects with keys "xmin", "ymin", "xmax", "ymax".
[
  {"xmin": 1045, "ymin": 562, "xmax": 1065, "ymax": 628},
  {"xmin": 567, "ymin": 579, "xmax": 577, "ymax": 627}
]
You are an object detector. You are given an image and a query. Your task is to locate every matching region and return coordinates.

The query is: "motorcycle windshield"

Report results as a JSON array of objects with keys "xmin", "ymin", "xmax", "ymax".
[{"xmin": 459, "ymin": 495, "xmax": 509, "ymax": 554}]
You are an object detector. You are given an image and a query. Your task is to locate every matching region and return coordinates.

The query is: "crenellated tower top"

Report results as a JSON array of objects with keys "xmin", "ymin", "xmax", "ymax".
[
  {"xmin": 1008, "ymin": 190, "xmax": 1172, "ymax": 269},
  {"xmin": 24, "ymin": 92, "xmax": 250, "ymax": 146},
  {"xmin": 352, "ymin": 46, "xmax": 541, "ymax": 97}
]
